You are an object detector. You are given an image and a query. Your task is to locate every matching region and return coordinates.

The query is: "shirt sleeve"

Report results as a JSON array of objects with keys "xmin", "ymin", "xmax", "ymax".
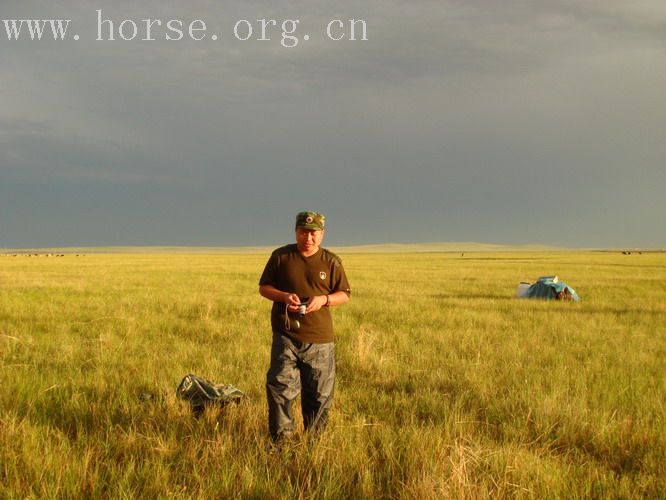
[
  {"xmin": 259, "ymin": 252, "xmax": 278, "ymax": 287},
  {"xmin": 331, "ymin": 259, "xmax": 351, "ymax": 295}
]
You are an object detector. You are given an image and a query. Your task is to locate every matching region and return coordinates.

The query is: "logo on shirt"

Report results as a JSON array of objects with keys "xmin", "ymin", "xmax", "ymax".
[{"xmin": 319, "ymin": 271, "xmax": 327, "ymax": 280}]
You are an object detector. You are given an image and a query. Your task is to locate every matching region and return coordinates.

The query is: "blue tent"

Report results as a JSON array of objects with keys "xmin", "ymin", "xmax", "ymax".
[{"xmin": 523, "ymin": 276, "xmax": 580, "ymax": 301}]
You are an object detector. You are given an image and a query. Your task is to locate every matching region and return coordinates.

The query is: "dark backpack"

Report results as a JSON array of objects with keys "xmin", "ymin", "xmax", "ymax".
[{"xmin": 177, "ymin": 374, "xmax": 244, "ymax": 416}]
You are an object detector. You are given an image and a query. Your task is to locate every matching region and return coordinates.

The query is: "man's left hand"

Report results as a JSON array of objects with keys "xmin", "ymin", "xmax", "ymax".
[{"xmin": 305, "ymin": 295, "xmax": 328, "ymax": 314}]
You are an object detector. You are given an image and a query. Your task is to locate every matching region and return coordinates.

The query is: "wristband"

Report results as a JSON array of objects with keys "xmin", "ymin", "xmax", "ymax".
[{"xmin": 325, "ymin": 295, "xmax": 331, "ymax": 307}]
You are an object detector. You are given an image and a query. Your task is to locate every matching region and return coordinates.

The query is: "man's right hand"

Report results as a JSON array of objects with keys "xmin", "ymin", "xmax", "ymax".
[{"xmin": 284, "ymin": 293, "xmax": 301, "ymax": 312}]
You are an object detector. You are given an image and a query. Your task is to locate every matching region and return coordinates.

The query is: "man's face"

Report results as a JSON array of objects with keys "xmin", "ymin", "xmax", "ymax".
[{"xmin": 295, "ymin": 227, "xmax": 325, "ymax": 254}]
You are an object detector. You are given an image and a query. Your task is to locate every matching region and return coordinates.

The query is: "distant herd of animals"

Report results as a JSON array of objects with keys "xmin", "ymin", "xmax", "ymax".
[{"xmin": 2, "ymin": 253, "xmax": 86, "ymax": 257}]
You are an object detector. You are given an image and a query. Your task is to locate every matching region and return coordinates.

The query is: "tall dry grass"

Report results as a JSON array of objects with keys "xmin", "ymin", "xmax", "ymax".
[{"xmin": 1, "ymin": 251, "xmax": 664, "ymax": 498}]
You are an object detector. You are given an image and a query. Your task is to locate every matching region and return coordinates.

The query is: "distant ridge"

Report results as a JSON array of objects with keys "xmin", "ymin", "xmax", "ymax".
[
  {"xmin": 329, "ymin": 242, "xmax": 561, "ymax": 253},
  {"xmin": 1, "ymin": 246, "xmax": 272, "ymax": 254},
  {"xmin": 2, "ymin": 242, "xmax": 562, "ymax": 254}
]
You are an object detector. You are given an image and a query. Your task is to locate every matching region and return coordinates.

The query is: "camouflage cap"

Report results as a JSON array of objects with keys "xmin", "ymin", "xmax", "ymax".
[{"xmin": 295, "ymin": 211, "xmax": 326, "ymax": 231}]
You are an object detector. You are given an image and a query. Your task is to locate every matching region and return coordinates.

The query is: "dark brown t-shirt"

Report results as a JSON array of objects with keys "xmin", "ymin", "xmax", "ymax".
[{"xmin": 259, "ymin": 244, "xmax": 351, "ymax": 343}]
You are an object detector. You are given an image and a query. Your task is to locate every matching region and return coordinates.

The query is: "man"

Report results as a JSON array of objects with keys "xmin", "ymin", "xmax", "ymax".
[{"xmin": 259, "ymin": 211, "xmax": 351, "ymax": 443}]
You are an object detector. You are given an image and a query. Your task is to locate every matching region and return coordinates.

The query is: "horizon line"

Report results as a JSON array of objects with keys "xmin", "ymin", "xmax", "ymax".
[{"xmin": 2, "ymin": 242, "xmax": 663, "ymax": 254}]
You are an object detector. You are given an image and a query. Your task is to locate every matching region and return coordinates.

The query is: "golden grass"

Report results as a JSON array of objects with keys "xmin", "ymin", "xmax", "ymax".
[{"xmin": 1, "ymin": 250, "xmax": 664, "ymax": 498}]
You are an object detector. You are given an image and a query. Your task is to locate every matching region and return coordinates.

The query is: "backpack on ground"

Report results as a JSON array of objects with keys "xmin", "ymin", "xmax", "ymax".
[{"xmin": 177, "ymin": 374, "xmax": 244, "ymax": 416}]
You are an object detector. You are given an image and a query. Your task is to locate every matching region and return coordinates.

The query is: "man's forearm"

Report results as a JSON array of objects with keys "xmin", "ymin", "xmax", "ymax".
[
  {"xmin": 325, "ymin": 291, "xmax": 350, "ymax": 307},
  {"xmin": 259, "ymin": 285, "xmax": 288, "ymax": 303}
]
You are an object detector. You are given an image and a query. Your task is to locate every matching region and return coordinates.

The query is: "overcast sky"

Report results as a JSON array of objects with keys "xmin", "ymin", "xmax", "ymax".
[{"xmin": 1, "ymin": 0, "xmax": 665, "ymax": 248}]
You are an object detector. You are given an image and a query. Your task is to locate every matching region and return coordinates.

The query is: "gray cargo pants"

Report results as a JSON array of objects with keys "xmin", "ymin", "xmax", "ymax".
[{"xmin": 266, "ymin": 332, "xmax": 335, "ymax": 442}]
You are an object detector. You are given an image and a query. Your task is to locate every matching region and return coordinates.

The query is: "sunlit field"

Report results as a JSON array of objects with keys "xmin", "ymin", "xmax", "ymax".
[{"xmin": 1, "ymin": 250, "xmax": 664, "ymax": 498}]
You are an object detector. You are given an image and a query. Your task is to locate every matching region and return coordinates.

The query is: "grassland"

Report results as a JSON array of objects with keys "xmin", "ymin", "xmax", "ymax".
[{"xmin": 1, "ymin": 250, "xmax": 664, "ymax": 498}]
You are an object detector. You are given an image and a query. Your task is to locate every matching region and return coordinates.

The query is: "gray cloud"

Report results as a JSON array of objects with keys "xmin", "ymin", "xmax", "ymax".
[{"xmin": 1, "ymin": 0, "xmax": 665, "ymax": 248}]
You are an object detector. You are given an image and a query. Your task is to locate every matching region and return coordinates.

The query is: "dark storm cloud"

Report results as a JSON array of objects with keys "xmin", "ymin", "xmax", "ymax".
[{"xmin": 1, "ymin": 0, "xmax": 665, "ymax": 247}]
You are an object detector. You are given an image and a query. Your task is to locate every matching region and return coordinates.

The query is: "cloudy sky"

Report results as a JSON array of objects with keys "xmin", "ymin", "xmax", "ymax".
[{"xmin": 1, "ymin": 0, "xmax": 665, "ymax": 248}]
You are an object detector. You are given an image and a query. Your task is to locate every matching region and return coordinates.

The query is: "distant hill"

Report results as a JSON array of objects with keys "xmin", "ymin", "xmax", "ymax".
[
  {"xmin": 2, "ymin": 242, "xmax": 562, "ymax": 254},
  {"xmin": 329, "ymin": 242, "xmax": 561, "ymax": 253}
]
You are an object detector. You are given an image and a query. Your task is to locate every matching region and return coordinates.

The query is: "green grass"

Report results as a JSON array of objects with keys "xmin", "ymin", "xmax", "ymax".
[{"xmin": 1, "ymin": 251, "xmax": 664, "ymax": 498}]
